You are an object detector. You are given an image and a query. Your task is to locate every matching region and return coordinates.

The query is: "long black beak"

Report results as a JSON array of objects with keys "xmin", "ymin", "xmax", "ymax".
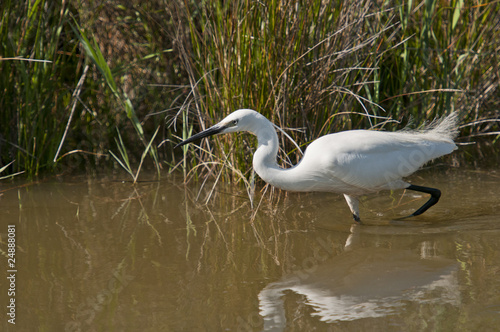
[{"xmin": 174, "ymin": 124, "xmax": 225, "ymax": 149}]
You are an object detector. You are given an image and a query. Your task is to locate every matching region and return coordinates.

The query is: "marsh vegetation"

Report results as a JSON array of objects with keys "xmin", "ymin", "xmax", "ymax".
[{"xmin": 1, "ymin": 0, "xmax": 498, "ymax": 182}]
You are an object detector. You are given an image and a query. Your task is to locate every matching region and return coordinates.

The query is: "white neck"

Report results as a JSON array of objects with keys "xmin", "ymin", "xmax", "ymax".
[{"xmin": 251, "ymin": 119, "xmax": 305, "ymax": 191}]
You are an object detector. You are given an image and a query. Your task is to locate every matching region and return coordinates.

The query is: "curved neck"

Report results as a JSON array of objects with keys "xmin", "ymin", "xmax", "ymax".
[
  {"xmin": 252, "ymin": 120, "xmax": 300, "ymax": 190},
  {"xmin": 252, "ymin": 121, "xmax": 279, "ymax": 169}
]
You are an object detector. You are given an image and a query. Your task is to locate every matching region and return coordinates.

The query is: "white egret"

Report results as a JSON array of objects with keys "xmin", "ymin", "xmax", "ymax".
[{"xmin": 175, "ymin": 109, "xmax": 458, "ymax": 221}]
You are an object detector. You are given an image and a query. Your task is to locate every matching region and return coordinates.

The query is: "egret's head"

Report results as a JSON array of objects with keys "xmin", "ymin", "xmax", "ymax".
[{"xmin": 175, "ymin": 109, "xmax": 262, "ymax": 148}]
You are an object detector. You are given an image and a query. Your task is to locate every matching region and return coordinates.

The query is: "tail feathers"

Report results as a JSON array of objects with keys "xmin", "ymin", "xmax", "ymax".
[{"xmin": 425, "ymin": 112, "xmax": 459, "ymax": 140}]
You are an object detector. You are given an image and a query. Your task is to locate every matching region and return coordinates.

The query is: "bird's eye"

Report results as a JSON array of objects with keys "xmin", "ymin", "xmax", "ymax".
[{"xmin": 232, "ymin": 120, "xmax": 238, "ymax": 126}]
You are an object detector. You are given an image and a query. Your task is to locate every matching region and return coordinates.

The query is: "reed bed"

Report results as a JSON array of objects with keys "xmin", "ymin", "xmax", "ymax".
[{"xmin": 0, "ymin": 0, "xmax": 498, "ymax": 181}]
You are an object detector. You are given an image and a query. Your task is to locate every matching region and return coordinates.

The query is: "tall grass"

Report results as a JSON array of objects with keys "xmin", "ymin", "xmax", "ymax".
[
  {"xmin": 0, "ymin": 1, "xmax": 170, "ymax": 178},
  {"xmin": 169, "ymin": 0, "xmax": 499, "ymax": 188},
  {"xmin": 71, "ymin": 20, "xmax": 161, "ymax": 181},
  {"xmin": 378, "ymin": 0, "xmax": 500, "ymax": 129},
  {"xmin": 0, "ymin": 0, "xmax": 75, "ymax": 176},
  {"xmin": 0, "ymin": 0, "xmax": 498, "ymax": 180},
  {"xmin": 170, "ymin": 1, "xmax": 396, "ymax": 184}
]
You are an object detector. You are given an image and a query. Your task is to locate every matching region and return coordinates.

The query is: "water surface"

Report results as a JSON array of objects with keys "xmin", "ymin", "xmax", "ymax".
[{"xmin": 1, "ymin": 168, "xmax": 499, "ymax": 331}]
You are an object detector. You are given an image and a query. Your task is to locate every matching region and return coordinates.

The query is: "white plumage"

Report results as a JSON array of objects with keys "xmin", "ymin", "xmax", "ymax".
[{"xmin": 176, "ymin": 109, "xmax": 458, "ymax": 221}]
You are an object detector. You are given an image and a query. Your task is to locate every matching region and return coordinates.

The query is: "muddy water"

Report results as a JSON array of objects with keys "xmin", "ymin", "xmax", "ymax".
[{"xmin": 1, "ymin": 168, "xmax": 499, "ymax": 331}]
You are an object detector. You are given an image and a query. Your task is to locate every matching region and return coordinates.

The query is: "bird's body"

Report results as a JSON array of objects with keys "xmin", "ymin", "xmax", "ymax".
[{"xmin": 176, "ymin": 109, "xmax": 458, "ymax": 221}]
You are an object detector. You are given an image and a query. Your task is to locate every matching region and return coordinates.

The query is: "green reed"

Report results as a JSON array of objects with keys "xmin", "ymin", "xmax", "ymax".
[
  {"xmin": 172, "ymin": 1, "xmax": 394, "ymax": 184},
  {"xmin": 0, "ymin": 1, "xmax": 165, "ymax": 178},
  {"xmin": 171, "ymin": 0, "xmax": 499, "ymax": 185},
  {"xmin": 377, "ymin": 0, "xmax": 500, "ymax": 128},
  {"xmin": 0, "ymin": 0, "xmax": 498, "ymax": 180},
  {"xmin": 72, "ymin": 20, "xmax": 161, "ymax": 180},
  {"xmin": 0, "ymin": 0, "xmax": 75, "ymax": 176}
]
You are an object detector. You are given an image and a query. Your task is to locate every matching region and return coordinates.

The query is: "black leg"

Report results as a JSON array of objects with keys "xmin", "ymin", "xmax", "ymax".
[{"xmin": 407, "ymin": 184, "xmax": 441, "ymax": 217}]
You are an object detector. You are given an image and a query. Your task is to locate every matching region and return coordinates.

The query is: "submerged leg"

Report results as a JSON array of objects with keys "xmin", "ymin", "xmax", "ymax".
[
  {"xmin": 406, "ymin": 184, "xmax": 441, "ymax": 217},
  {"xmin": 343, "ymin": 194, "xmax": 361, "ymax": 222}
]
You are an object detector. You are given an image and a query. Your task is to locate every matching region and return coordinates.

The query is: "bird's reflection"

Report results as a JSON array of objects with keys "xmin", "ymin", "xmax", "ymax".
[{"xmin": 258, "ymin": 224, "xmax": 459, "ymax": 331}]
